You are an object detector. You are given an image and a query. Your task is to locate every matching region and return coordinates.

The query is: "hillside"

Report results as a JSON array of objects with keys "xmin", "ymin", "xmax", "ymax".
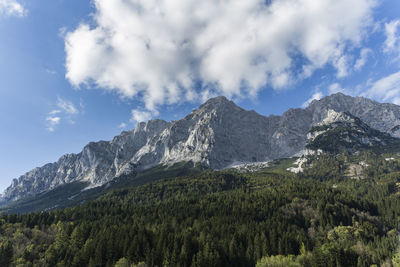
[
  {"xmin": 1, "ymin": 151, "xmax": 400, "ymax": 266},
  {"xmin": 306, "ymin": 110, "xmax": 400, "ymax": 154}
]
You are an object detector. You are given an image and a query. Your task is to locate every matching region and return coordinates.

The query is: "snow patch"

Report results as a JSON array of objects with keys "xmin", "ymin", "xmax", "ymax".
[
  {"xmin": 293, "ymin": 149, "xmax": 322, "ymax": 157},
  {"xmin": 359, "ymin": 161, "xmax": 369, "ymax": 167},
  {"xmin": 287, "ymin": 157, "xmax": 308, "ymax": 173},
  {"xmin": 81, "ymin": 183, "xmax": 102, "ymax": 191},
  {"xmin": 385, "ymin": 157, "xmax": 395, "ymax": 161},
  {"xmin": 228, "ymin": 161, "xmax": 270, "ymax": 172}
]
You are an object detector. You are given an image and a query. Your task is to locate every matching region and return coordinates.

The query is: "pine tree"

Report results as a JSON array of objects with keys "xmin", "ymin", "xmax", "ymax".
[{"xmin": 0, "ymin": 240, "xmax": 13, "ymax": 267}]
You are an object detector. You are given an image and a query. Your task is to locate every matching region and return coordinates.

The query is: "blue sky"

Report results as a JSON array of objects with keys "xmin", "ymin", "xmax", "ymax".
[{"xmin": 0, "ymin": 0, "xmax": 400, "ymax": 191}]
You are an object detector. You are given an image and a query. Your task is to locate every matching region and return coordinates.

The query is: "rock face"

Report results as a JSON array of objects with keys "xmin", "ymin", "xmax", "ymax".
[
  {"xmin": 306, "ymin": 109, "xmax": 400, "ymax": 153},
  {"xmin": 4, "ymin": 93, "xmax": 400, "ymax": 201},
  {"xmin": 307, "ymin": 93, "xmax": 400, "ymax": 137}
]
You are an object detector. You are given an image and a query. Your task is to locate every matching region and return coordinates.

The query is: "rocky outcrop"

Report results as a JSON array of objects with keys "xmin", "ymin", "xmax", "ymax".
[
  {"xmin": 4, "ymin": 93, "xmax": 400, "ymax": 201},
  {"xmin": 306, "ymin": 109, "xmax": 400, "ymax": 153},
  {"xmin": 307, "ymin": 93, "xmax": 400, "ymax": 137}
]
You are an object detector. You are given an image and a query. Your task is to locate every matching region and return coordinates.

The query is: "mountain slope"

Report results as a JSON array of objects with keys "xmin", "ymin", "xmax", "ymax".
[
  {"xmin": 0, "ymin": 161, "xmax": 203, "ymax": 214},
  {"xmin": 1, "ymin": 161, "xmax": 399, "ymax": 266},
  {"xmin": 1, "ymin": 96, "xmax": 308, "ymax": 202},
  {"xmin": 306, "ymin": 109, "xmax": 400, "ymax": 153},
  {"xmin": 4, "ymin": 93, "xmax": 400, "ymax": 202},
  {"xmin": 307, "ymin": 93, "xmax": 400, "ymax": 137}
]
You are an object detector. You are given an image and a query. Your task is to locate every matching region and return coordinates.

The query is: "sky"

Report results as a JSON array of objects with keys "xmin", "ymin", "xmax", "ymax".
[{"xmin": 0, "ymin": 0, "xmax": 400, "ymax": 191}]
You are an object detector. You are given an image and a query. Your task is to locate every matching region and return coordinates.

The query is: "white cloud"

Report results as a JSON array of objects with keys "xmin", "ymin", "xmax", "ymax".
[
  {"xmin": 49, "ymin": 109, "xmax": 61, "ymax": 115},
  {"xmin": 57, "ymin": 97, "xmax": 78, "ymax": 115},
  {"xmin": 130, "ymin": 109, "xmax": 153, "ymax": 124},
  {"xmin": 354, "ymin": 48, "xmax": 372, "ymax": 70},
  {"xmin": 45, "ymin": 98, "xmax": 80, "ymax": 132},
  {"xmin": 0, "ymin": 0, "xmax": 26, "ymax": 17},
  {"xmin": 45, "ymin": 69, "xmax": 57, "ymax": 75},
  {"xmin": 384, "ymin": 19, "xmax": 400, "ymax": 56},
  {"xmin": 302, "ymin": 91, "xmax": 324, "ymax": 108},
  {"xmin": 364, "ymin": 71, "xmax": 400, "ymax": 104},
  {"xmin": 46, "ymin": 116, "xmax": 60, "ymax": 132},
  {"xmin": 118, "ymin": 122, "xmax": 127, "ymax": 129},
  {"xmin": 329, "ymin": 83, "xmax": 348, "ymax": 95},
  {"xmin": 65, "ymin": 0, "xmax": 377, "ymax": 113},
  {"xmin": 334, "ymin": 56, "xmax": 351, "ymax": 78}
]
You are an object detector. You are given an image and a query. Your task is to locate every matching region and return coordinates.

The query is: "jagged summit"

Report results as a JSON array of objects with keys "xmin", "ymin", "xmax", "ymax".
[
  {"xmin": 309, "ymin": 92, "xmax": 353, "ymax": 104},
  {"xmin": 196, "ymin": 95, "xmax": 242, "ymax": 114},
  {"xmin": 307, "ymin": 93, "xmax": 400, "ymax": 137},
  {"xmin": 308, "ymin": 92, "xmax": 370, "ymax": 107},
  {"xmin": 200, "ymin": 95, "xmax": 231, "ymax": 106},
  {"xmin": 4, "ymin": 93, "xmax": 400, "ymax": 202}
]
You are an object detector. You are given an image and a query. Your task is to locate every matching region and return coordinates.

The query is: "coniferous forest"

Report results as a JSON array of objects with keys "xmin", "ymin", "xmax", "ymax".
[{"xmin": 1, "ymin": 152, "xmax": 400, "ymax": 266}]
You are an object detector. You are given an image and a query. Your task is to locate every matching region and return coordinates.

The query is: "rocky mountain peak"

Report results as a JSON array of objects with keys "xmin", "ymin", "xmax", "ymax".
[
  {"xmin": 4, "ymin": 93, "xmax": 400, "ymax": 202},
  {"xmin": 199, "ymin": 95, "xmax": 230, "ymax": 107},
  {"xmin": 196, "ymin": 96, "xmax": 241, "ymax": 114},
  {"xmin": 307, "ymin": 93, "xmax": 400, "ymax": 137},
  {"xmin": 308, "ymin": 93, "xmax": 363, "ymax": 109},
  {"xmin": 306, "ymin": 109, "xmax": 400, "ymax": 154}
]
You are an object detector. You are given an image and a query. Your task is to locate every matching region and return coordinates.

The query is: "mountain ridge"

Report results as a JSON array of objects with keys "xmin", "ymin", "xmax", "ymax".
[
  {"xmin": 3, "ymin": 93, "xmax": 400, "ymax": 202},
  {"xmin": 306, "ymin": 109, "xmax": 400, "ymax": 154}
]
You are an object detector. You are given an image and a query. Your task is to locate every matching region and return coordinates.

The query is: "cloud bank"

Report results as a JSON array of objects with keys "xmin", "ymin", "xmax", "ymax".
[
  {"xmin": 65, "ymin": 0, "xmax": 377, "ymax": 116},
  {"xmin": 0, "ymin": 0, "xmax": 26, "ymax": 17}
]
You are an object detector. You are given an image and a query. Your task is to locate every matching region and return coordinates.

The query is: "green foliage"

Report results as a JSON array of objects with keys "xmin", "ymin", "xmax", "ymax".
[
  {"xmin": 267, "ymin": 158, "xmax": 298, "ymax": 171},
  {"xmin": 256, "ymin": 255, "xmax": 301, "ymax": 267},
  {"xmin": 0, "ymin": 161, "xmax": 204, "ymax": 214},
  {"xmin": 115, "ymin": 257, "xmax": 130, "ymax": 267},
  {"xmin": 0, "ymin": 155, "xmax": 399, "ymax": 266},
  {"xmin": 306, "ymin": 119, "xmax": 400, "ymax": 154},
  {"xmin": 0, "ymin": 181, "xmax": 89, "ymax": 214},
  {"xmin": 0, "ymin": 240, "xmax": 13, "ymax": 267}
]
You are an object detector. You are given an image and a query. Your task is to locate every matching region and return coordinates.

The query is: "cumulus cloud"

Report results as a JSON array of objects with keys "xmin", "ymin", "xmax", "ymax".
[
  {"xmin": 65, "ymin": 0, "xmax": 377, "ymax": 115},
  {"xmin": 364, "ymin": 71, "xmax": 400, "ymax": 104},
  {"xmin": 302, "ymin": 91, "xmax": 324, "ymax": 108},
  {"xmin": 0, "ymin": 0, "xmax": 26, "ymax": 17},
  {"xmin": 384, "ymin": 19, "xmax": 400, "ymax": 56},
  {"xmin": 130, "ymin": 109, "xmax": 153, "ymax": 124},
  {"xmin": 46, "ymin": 98, "xmax": 80, "ymax": 132}
]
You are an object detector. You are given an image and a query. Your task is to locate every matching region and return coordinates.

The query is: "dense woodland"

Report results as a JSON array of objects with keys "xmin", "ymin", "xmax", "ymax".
[{"xmin": 1, "ymin": 152, "xmax": 400, "ymax": 266}]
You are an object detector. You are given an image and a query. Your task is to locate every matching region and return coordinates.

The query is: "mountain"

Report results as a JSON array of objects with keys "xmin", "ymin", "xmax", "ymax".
[
  {"xmin": 306, "ymin": 109, "xmax": 400, "ymax": 154},
  {"xmin": 3, "ymin": 93, "xmax": 400, "ymax": 202},
  {"xmin": 307, "ymin": 93, "xmax": 400, "ymax": 137},
  {"xmin": 3, "ymin": 156, "xmax": 400, "ymax": 266}
]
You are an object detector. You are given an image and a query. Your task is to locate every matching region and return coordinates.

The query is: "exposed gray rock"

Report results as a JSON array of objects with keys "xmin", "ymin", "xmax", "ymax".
[
  {"xmin": 307, "ymin": 93, "xmax": 400, "ymax": 137},
  {"xmin": 306, "ymin": 109, "xmax": 400, "ymax": 153},
  {"xmin": 3, "ymin": 93, "xmax": 400, "ymax": 201}
]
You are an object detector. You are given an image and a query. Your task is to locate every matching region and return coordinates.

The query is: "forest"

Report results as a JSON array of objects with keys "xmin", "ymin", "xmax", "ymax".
[{"xmin": 0, "ymin": 151, "xmax": 400, "ymax": 266}]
